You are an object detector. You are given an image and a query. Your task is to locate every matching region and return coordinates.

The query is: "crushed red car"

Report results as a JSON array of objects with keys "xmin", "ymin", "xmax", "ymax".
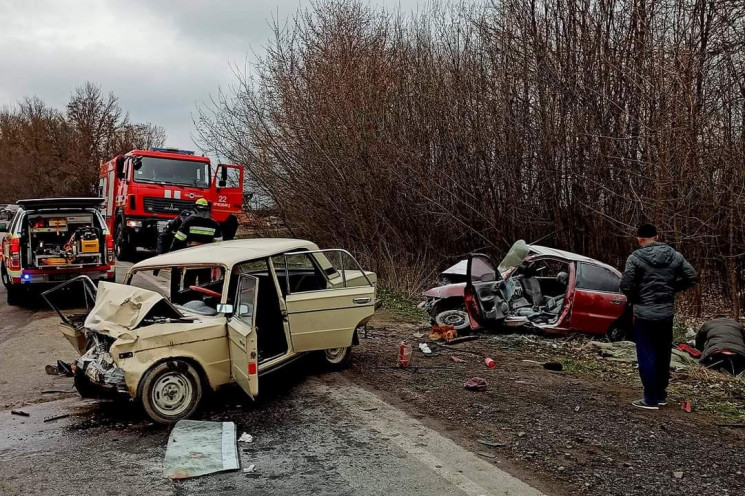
[{"xmin": 447, "ymin": 240, "xmax": 631, "ymax": 341}]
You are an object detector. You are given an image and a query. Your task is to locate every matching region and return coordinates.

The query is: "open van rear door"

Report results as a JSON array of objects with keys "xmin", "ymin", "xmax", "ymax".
[{"xmin": 227, "ymin": 274, "xmax": 260, "ymax": 399}]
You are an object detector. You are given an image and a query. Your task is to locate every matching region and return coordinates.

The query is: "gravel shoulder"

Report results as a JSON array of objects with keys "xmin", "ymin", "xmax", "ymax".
[{"xmin": 350, "ymin": 312, "xmax": 745, "ymax": 496}]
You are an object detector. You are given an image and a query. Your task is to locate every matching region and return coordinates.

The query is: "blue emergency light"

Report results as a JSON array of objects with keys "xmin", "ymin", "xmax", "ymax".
[{"xmin": 150, "ymin": 147, "xmax": 195, "ymax": 155}]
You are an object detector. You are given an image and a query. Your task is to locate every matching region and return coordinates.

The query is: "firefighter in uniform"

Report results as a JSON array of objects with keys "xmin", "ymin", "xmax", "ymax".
[
  {"xmin": 156, "ymin": 209, "xmax": 191, "ymax": 255},
  {"xmin": 170, "ymin": 198, "xmax": 223, "ymax": 251},
  {"xmin": 170, "ymin": 198, "xmax": 223, "ymax": 287}
]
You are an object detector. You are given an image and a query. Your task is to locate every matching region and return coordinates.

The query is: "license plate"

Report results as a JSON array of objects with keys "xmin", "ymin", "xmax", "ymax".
[{"xmin": 48, "ymin": 273, "xmax": 72, "ymax": 282}]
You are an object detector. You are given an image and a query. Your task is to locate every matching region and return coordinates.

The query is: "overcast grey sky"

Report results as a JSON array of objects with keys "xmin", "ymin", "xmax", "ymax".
[{"xmin": 0, "ymin": 0, "xmax": 422, "ymax": 154}]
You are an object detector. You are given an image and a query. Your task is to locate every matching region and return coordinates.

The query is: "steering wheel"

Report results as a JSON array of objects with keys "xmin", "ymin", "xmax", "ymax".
[{"xmin": 189, "ymin": 285, "xmax": 222, "ymax": 299}]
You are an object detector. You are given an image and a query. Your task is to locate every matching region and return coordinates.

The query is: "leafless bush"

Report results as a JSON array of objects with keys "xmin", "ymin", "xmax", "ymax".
[
  {"xmin": 197, "ymin": 0, "xmax": 745, "ymax": 310},
  {"xmin": 0, "ymin": 82, "xmax": 165, "ymax": 200}
]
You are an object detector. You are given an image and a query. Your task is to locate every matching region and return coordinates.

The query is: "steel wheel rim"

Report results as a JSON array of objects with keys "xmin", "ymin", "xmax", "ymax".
[
  {"xmin": 441, "ymin": 311, "xmax": 468, "ymax": 328},
  {"xmin": 152, "ymin": 372, "xmax": 193, "ymax": 416},
  {"xmin": 324, "ymin": 347, "xmax": 346, "ymax": 364}
]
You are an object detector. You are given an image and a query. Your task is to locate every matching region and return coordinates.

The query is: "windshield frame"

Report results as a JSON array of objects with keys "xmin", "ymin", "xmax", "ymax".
[{"xmin": 131, "ymin": 156, "xmax": 211, "ymax": 189}]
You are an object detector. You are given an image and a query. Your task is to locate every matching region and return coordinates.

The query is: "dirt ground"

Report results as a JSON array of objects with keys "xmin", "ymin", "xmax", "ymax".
[{"xmin": 350, "ymin": 311, "xmax": 745, "ymax": 496}]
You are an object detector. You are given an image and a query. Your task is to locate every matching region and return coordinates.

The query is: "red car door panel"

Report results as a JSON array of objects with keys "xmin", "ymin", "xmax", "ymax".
[{"xmin": 569, "ymin": 262, "xmax": 627, "ymax": 335}]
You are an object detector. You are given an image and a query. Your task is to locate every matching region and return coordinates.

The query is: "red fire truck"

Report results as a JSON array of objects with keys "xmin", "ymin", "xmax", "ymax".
[{"xmin": 99, "ymin": 148, "xmax": 244, "ymax": 260}]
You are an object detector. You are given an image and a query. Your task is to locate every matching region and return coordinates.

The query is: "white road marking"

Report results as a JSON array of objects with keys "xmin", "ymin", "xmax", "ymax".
[{"xmin": 315, "ymin": 376, "xmax": 544, "ymax": 496}]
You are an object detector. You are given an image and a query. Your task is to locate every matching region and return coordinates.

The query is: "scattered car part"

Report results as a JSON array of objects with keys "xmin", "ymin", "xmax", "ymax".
[
  {"xmin": 463, "ymin": 377, "xmax": 487, "ymax": 391},
  {"xmin": 164, "ymin": 420, "xmax": 239, "ymax": 479}
]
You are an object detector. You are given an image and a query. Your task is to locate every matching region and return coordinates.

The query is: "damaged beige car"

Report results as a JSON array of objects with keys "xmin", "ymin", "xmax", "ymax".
[{"xmin": 43, "ymin": 239, "xmax": 376, "ymax": 424}]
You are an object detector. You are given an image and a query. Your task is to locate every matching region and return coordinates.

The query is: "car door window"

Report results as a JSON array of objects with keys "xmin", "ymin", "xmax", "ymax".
[
  {"xmin": 235, "ymin": 275, "xmax": 258, "ymax": 327},
  {"xmin": 576, "ymin": 263, "xmax": 620, "ymax": 293},
  {"xmin": 272, "ymin": 252, "xmax": 330, "ymax": 294}
]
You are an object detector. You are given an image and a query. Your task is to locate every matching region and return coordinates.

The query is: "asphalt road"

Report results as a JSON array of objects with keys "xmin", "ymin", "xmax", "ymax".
[{"xmin": 0, "ymin": 259, "xmax": 543, "ymax": 496}]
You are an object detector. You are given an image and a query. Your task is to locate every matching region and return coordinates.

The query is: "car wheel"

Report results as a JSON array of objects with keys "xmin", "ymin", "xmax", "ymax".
[
  {"xmin": 1, "ymin": 265, "xmax": 9, "ymax": 289},
  {"xmin": 606, "ymin": 323, "xmax": 629, "ymax": 342},
  {"xmin": 74, "ymin": 371, "xmax": 101, "ymax": 398},
  {"xmin": 6, "ymin": 284, "xmax": 22, "ymax": 306},
  {"xmin": 321, "ymin": 346, "xmax": 353, "ymax": 370},
  {"xmin": 434, "ymin": 309, "xmax": 471, "ymax": 333},
  {"xmin": 139, "ymin": 360, "xmax": 203, "ymax": 424}
]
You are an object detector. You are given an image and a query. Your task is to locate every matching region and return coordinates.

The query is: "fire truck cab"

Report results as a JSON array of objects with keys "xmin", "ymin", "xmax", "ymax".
[{"xmin": 99, "ymin": 148, "xmax": 244, "ymax": 260}]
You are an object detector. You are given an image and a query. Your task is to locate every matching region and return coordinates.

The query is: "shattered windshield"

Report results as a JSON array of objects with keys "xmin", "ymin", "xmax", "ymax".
[
  {"xmin": 133, "ymin": 157, "xmax": 210, "ymax": 188},
  {"xmin": 498, "ymin": 240, "xmax": 531, "ymax": 273}
]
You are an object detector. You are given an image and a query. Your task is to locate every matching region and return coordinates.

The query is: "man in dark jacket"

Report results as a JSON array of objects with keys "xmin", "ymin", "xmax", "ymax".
[{"xmin": 620, "ymin": 223, "xmax": 697, "ymax": 410}]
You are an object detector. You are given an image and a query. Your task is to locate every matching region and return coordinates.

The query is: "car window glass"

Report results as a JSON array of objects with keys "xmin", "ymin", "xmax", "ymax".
[
  {"xmin": 129, "ymin": 265, "xmax": 225, "ymax": 305},
  {"xmin": 576, "ymin": 263, "xmax": 619, "ymax": 292},
  {"xmin": 470, "ymin": 256, "xmax": 496, "ymax": 282},
  {"xmin": 234, "ymin": 275, "xmax": 258, "ymax": 326},
  {"xmin": 217, "ymin": 165, "xmax": 241, "ymax": 188},
  {"xmin": 272, "ymin": 252, "xmax": 330, "ymax": 293},
  {"xmin": 320, "ymin": 250, "xmax": 372, "ymax": 288}
]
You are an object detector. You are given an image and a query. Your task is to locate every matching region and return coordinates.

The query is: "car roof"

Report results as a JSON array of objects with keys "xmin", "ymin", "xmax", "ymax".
[
  {"xmin": 131, "ymin": 238, "xmax": 321, "ymax": 269},
  {"xmin": 530, "ymin": 244, "xmax": 620, "ymax": 275},
  {"xmin": 17, "ymin": 197, "xmax": 105, "ymax": 210}
]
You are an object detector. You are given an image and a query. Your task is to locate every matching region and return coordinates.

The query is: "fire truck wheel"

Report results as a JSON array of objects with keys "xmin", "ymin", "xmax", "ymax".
[
  {"xmin": 6, "ymin": 284, "xmax": 22, "ymax": 306},
  {"xmin": 115, "ymin": 222, "xmax": 134, "ymax": 261}
]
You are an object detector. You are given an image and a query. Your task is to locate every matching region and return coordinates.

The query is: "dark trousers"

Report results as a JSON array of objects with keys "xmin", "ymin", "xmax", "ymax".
[{"xmin": 633, "ymin": 317, "xmax": 674, "ymax": 405}]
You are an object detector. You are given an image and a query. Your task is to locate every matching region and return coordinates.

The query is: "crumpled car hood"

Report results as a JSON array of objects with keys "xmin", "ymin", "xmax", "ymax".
[{"xmin": 84, "ymin": 282, "xmax": 169, "ymax": 338}]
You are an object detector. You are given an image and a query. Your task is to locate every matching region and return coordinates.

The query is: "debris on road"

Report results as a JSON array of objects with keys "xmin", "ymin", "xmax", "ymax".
[
  {"xmin": 446, "ymin": 335, "xmax": 478, "ymax": 345},
  {"xmin": 477, "ymin": 451, "xmax": 497, "ymax": 459},
  {"xmin": 681, "ymin": 401, "xmax": 692, "ymax": 413},
  {"xmin": 673, "ymin": 471, "xmax": 684, "ymax": 479},
  {"xmin": 398, "ymin": 342, "xmax": 412, "ymax": 367},
  {"xmin": 463, "ymin": 377, "xmax": 487, "ymax": 391},
  {"xmin": 419, "ymin": 343, "xmax": 432, "ymax": 355},
  {"xmin": 450, "ymin": 355, "xmax": 466, "ymax": 363},
  {"xmin": 44, "ymin": 360, "xmax": 74, "ymax": 377},
  {"xmin": 164, "ymin": 420, "xmax": 239, "ymax": 479},
  {"xmin": 485, "ymin": 357, "xmax": 496, "ymax": 369},
  {"xmin": 43, "ymin": 414, "xmax": 70, "ymax": 423},
  {"xmin": 10, "ymin": 410, "xmax": 30, "ymax": 417},
  {"xmin": 477, "ymin": 439, "xmax": 506, "ymax": 448},
  {"xmin": 429, "ymin": 324, "xmax": 457, "ymax": 342},
  {"xmin": 41, "ymin": 389, "xmax": 76, "ymax": 394},
  {"xmin": 243, "ymin": 464, "xmax": 256, "ymax": 473},
  {"xmin": 238, "ymin": 432, "xmax": 254, "ymax": 443}
]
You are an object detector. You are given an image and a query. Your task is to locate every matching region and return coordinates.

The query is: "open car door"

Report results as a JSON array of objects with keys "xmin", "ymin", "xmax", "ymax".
[
  {"xmin": 227, "ymin": 274, "xmax": 260, "ymax": 399},
  {"xmin": 464, "ymin": 254, "xmax": 502, "ymax": 331},
  {"xmin": 282, "ymin": 249, "xmax": 375, "ymax": 352}
]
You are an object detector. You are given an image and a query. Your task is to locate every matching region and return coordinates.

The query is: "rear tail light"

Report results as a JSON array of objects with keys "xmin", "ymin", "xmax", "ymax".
[
  {"xmin": 106, "ymin": 234, "xmax": 115, "ymax": 264},
  {"xmin": 9, "ymin": 237, "xmax": 20, "ymax": 270},
  {"xmin": 248, "ymin": 362, "xmax": 257, "ymax": 375}
]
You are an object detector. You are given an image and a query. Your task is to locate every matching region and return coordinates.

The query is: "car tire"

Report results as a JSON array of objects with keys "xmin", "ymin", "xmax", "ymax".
[
  {"xmin": 139, "ymin": 360, "xmax": 203, "ymax": 424},
  {"xmin": 434, "ymin": 309, "xmax": 471, "ymax": 333},
  {"xmin": 320, "ymin": 346, "xmax": 353, "ymax": 371},
  {"xmin": 1, "ymin": 264, "xmax": 10, "ymax": 289},
  {"xmin": 606, "ymin": 323, "xmax": 629, "ymax": 342},
  {"xmin": 74, "ymin": 371, "xmax": 101, "ymax": 398},
  {"xmin": 115, "ymin": 222, "xmax": 133, "ymax": 262},
  {"xmin": 6, "ymin": 284, "xmax": 22, "ymax": 306}
]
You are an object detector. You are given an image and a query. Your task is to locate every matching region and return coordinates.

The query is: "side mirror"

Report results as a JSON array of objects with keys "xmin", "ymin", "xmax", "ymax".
[
  {"xmin": 216, "ymin": 304, "xmax": 233, "ymax": 314},
  {"xmin": 0, "ymin": 222, "xmax": 8, "ymax": 232},
  {"xmin": 218, "ymin": 179, "xmax": 227, "ymax": 188},
  {"xmin": 238, "ymin": 303, "xmax": 252, "ymax": 317},
  {"xmin": 115, "ymin": 156, "xmax": 125, "ymax": 179}
]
